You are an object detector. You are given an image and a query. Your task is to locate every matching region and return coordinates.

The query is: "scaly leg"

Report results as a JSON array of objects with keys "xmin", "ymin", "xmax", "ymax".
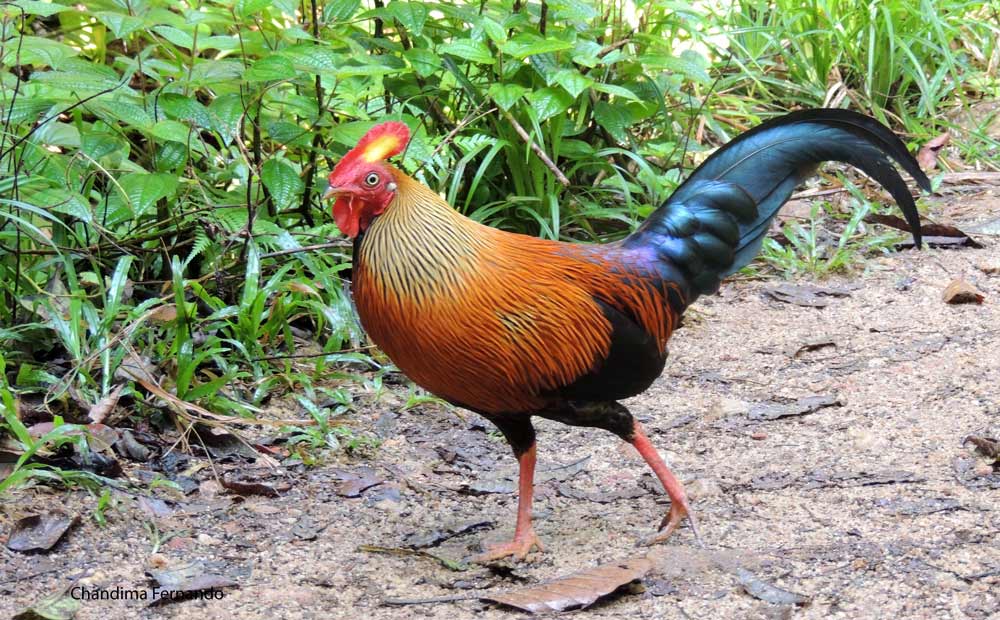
[
  {"xmin": 630, "ymin": 421, "xmax": 703, "ymax": 546},
  {"xmin": 474, "ymin": 417, "xmax": 542, "ymax": 561},
  {"xmin": 473, "ymin": 441, "xmax": 544, "ymax": 562}
]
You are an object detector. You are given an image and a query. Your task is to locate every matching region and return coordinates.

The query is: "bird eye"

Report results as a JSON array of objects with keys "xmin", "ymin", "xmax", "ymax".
[{"xmin": 364, "ymin": 172, "xmax": 380, "ymax": 187}]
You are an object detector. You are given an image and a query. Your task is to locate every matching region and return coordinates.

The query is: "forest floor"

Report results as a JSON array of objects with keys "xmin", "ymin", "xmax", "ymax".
[{"xmin": 2, "ymin": 187, "xmax": 999, "ymax": 620}]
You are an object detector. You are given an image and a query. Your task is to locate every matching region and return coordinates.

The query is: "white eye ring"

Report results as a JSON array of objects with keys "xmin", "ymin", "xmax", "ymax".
[{"xmin": 364, "ymin": 172, "xmax": 380, "ymax": 187}]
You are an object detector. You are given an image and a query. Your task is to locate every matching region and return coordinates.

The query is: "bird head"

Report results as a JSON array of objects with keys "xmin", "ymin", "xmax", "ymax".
[{"xmin": 324, "ymin": 121, "xmax": 410, "ymax": 238}]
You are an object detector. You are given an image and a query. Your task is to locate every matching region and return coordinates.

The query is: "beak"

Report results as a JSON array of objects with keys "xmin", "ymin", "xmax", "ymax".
[{"xmin": 322, "ymin": 185, "xmax": 341, "ymax": 201}]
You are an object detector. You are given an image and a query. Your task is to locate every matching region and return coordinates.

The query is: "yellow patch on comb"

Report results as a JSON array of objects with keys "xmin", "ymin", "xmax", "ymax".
[{"xmin": 361, "ymin": 134, "xmax": 404, "ymax": 163}]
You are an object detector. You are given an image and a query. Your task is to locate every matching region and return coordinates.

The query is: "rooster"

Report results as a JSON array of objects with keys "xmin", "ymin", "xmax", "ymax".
[{"xmin": 324, "ymin": 110, "xmax": 928, "ymax": 561}]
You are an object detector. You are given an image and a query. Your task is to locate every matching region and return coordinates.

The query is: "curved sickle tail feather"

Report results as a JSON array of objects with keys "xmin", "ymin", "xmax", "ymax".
[{"xmin": 625, "ymin": 109, "xmax": 931, "ymax": 302}]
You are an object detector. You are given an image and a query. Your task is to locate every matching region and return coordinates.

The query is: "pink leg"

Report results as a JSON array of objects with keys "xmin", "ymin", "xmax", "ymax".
[
  {"xmin": 630, "ymin": 422, "xmax": 703, "ymax": 545},
  {"xmin": 473, "ymin": 443, "xmax": 544, "ymax": 562}
]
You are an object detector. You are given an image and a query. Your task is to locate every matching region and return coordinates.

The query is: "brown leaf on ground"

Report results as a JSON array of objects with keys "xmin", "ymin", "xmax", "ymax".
[
  {"xmin": 88, "ymin": 384, "xmax": 125, "ymax": 424},
  {"xmin": 146, "ymin": 559, "xmax": 237, "ymax": 605},
  {"xmin": 866, "ymin": 213, "xmax": 982, "ymax": 248},
  {"xmin": 221, "ymin": 472, "xmax": 291, "ymax": 497},
  {"xmin": 916, "ymin": 131, "xmax": 951, "ymax": 170},
  {"xmin": 942, "ymin": 279, "xmax": 985, "ymax": 304},
  {"xmin": 735, "ymin": 568, "xmax": 811, "ymax": 606},
  {"xmin": 483, "ymin": 555, "xmax": 654, "ymax": 613},
  {"xmin": 7, "ymin": 513, "xmax": 78, "ymax": 553},
  {"xmin": 762, "ymin": 284, "xmax": 857, "ymax": 308},
  {"xmin": 333, "ymin": 466, "xmax": 384, "ymax": 497},
  {"xmin": 748, "ymin": 395, "xmax": 842, "ymax": 421}
]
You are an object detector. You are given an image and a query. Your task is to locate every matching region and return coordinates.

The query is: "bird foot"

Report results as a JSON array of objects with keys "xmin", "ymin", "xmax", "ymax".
[
  {"xmin": 473, "ymin": 530, "xmax": 544, "ymax": 563},
  {"xmin": 642, "ymin": 500, "xmax": 704, "ymax": 548}
]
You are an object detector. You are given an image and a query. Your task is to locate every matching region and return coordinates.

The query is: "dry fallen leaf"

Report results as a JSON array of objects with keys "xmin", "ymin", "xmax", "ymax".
[
  {"xmin": 748, "ymin": 395, "xmax": 842, "ymax": 421},
  {"xmin": 7, "ymin": 513, "xmax": 78, "ymax": 553},
  {"xmin": 762, "ymin": 284, "xmax": 857, "ymax": 308},
  {"xmin": 483, "ymin": 555, "xmax": 654, "ymax": 613},
  {"xmin": 88, "ymin": 384, "xmax": 125, "ymax": 424},
  {"xmin": 916, "ymin": 131, "xmax": 950, "ymax": 170},
  {"xmin": 147, "ymin": 304, "xmax": 178, "ymax": 322},
  {"xmin": 942, "ymin": 279, "xmax": 985, "ymax": 305},
  {"xmin": 735, "ymin": 568, "xmax": 811, "ymax": 606}
]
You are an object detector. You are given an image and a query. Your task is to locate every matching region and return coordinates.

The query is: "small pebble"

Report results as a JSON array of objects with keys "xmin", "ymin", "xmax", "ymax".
[{"xmin": 751, "ymin": 431, "xmax": 768, "ymax": 441}]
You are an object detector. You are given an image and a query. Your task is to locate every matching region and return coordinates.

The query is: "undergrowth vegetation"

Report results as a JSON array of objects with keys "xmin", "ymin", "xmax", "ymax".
[{"xmin": 1, "ymin": 0, "xmax": 998, "ymax": 487}]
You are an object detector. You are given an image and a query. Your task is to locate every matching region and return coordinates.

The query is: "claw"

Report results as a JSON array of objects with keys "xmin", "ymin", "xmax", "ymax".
[{"xmin": 472, "ymin": 530, "xmax": 544, "ymax": 563}]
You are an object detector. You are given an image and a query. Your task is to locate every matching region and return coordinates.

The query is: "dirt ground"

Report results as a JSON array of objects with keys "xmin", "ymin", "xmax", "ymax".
[{"xmin": 2, "ymin": 190, "xmax": 999, "ymax": 619}]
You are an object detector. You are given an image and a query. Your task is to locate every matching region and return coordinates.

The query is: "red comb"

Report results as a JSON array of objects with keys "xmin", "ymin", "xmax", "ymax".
[{"xmin": 336, "ymin": 121, "xmax": 410, "ymax": 171}]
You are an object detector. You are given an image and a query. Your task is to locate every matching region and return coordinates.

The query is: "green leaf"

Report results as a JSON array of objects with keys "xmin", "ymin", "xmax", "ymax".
[
  {"xmin": 479, "ymin": 17, "xmax": 507, "ymax": 44},
  {"xmin": 325, "ymin": 0, "xmax": 360, "ymax": 21},
  {"xmin": 553, "ymin": 69, "xmax": 594, "ymax": 98},
  {"xmin": 386, "ymin": 2, "xmax": 428, "ymax": 36},
  {"xmin": 153, "ymin": 25, "xmax": 195, "ymax": 50},
  {"xmin": 209, "ymin": 94, "xmax": 245, "ymax": 144},
  {"xmin": 549, "ymin": 0, "xmax": 598, "ymax": 22},
  {"xmin": 281, "ymin": 44, "xmax": 341, "ymax": 74},
  {"xmin": 526, "ymin": 87, "xmax": 574, "ymax": 122},
  {"xmin": 81, "ymin": 132, "xmax": 123, "ymax": 161},
  {"xmin": 592, "ymin": 82, "xmax": 640, "ymax": 101},
  {"xmin": 7, "ymin": 0, "xmax": 70, "ymax": 17},
  {"xmin": 488, "ymin": 83, "xmax": 528, "ymax": 111},
  {"xmin": 91, "ymin": 101, "xmax": 154, "ymax": 130},
  {"xmin": 502, "ymin": 33, "xmax": 573, "ymax": 59},
  {"xmin": 34, "ymin": 189, "xmax": 92, "ymax": 224},
  {"xmin": 236, "ymin": 0, "xmax": 273, "ymax": 18},
  {"xmin": 404, "ymin": 47, "xmax": 441, "ymax": 77},
  {"xmin": 119, "ymin": 173, "xmax": 179, "ymax": 217},
  {"xmin": 439, "ymin": 39, "xmax": 494, "ymax": 64},
  {"xmin": 95, "ymin": 11, "xmax": 144, "ymax": 38},
  {"xmin": 12, "ymin": 36, "xmax": 78, "ymax": 68},
  {"xmin": 640, "ymin": 51, "xmax": 711, "ymax": 84},
  {"xmin": 594, "ymin": 101, "xmax": 633, "ymax": 143},
  {"xmin": 151, "ymin": 120, "xmax": 191, "ymax": 143},
  {"xmin": 261, "ymin": 159, "xmax": 303, "ymax": 209},
  {"xmin": 246, "ymin": 54, "xmax": 296, "ymax": 82},
  {"xmin": 158, "ymin": 94, "xmax": 213, "ymax": 128}
]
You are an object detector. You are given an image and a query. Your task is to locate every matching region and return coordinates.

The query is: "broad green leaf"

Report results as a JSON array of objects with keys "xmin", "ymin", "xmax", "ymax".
[
  {"xmin": 488, "ymin": 83, "xmax": 528, "ymax": 111},
  {"xmin": 526, "ymin": 87, "xmax": 574, "ymax": 122},
  {"xmin": 281, "ymin": 45, "xmax": 340, "ymax": 74},
  {"xmin": 592, "ymin": 82, "xmax": 640, "ymax": 101},
  {"xmin": 119, "ymin": 173, "xmax": 179, "ymax": 217},
  {"xmin": 91, "ymin": 101, "xmax": 153, "ymax": 130},
  {"xmin": 502, "ymin": 33, "xmax": 573, "ymax": 59},
  {"xmin": 30, "ymin": 70, "xmax": 123, "ymax": 94},
  {"xmin": 34, "ymin": 189, "xmax": 92, "ymax": 224},
  {"xmin": 324, "ymin": 0, "xmax": 360, "ymax": 21},
  {"xmin": 81, "ymin": 132, "xmax": 123, "ymax": 161},
  {"xmin": 151, "ymin": 120, "xmax": 192, "ymax": 143},
  {"xmin": 236, "ymin": 0, "xmax": 273, "ymax": 18},
  {"xmin": 158, "ymin": 94, "xmax": 213, "ymax": 128},
  {"xmin": 439, "ymin": 39, "xmax": 494, "ymax": 64},
  {"xmin": 246, "ymin": 55, "xmax": 296, "ymax": 82},
  {"xmin": 210, "ymin": 94, "xmax": 245, "ymax": 144},
  {"xmin": 156, "ymin": 141, "xmax": 188, "ymax": 172},
  {"xmin": 96, "ymin": 11, "xmax": 144, "ymax": 38},
  {"xmin": 404, "ymin": 47, "xmax": 441, "ymax": 77},
  {"xmin": 479, "ymin": 17, "xmax": 506, "ymax": 44},
  {"xmin": 549, "ymin": 0, "xmax": 598, "ymax": 22},
  {"xmin": 2, "ymin": 98, "xmax": 52, "ymax": 124},
  {"xmin": 640, "ymin": 51, "xmax": 711, "ymax": 84},
  {"xmin": 261, "ymin": 159, "xmax": 303, "ymax": 209},
  {"xmin": 594, "ymin": 101, "xmax": 633, "ymax": 143},
  {"xmin": 7, "ymin": 0, "xmax": 70, "ymax": 17},
  {"xmin": 11, "ymin": 37, "xmax": 78, "ymax": 68},
  {"xmin": 153, "ymin": 25, "xmax": 196, "ymax": 50},
  {"xmin": 553, "ymin": 69, "xmax": 594, "ymax": 98},
  {"xmin": 386, "ymin": 2, "xmax": 428, "ymax": 36}
]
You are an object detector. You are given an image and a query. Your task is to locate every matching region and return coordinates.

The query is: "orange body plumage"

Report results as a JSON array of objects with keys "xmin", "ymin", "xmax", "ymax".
[{"xmin": 352, "ymin": 174, "xmax": 677, "ymax": 416}]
